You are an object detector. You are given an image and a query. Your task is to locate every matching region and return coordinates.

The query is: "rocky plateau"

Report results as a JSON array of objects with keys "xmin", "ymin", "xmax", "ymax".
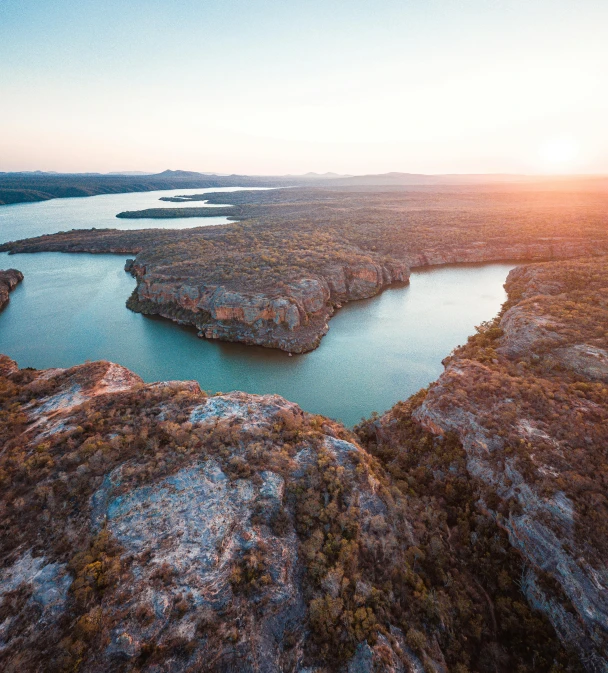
[{"xmin": 1, "ymin": 185, "xmax": 607, "ymax": 352}]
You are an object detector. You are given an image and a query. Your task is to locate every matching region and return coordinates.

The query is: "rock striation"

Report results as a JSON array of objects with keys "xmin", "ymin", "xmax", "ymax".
[
  {"xmin": 360, "ymin": 256, "xmax": 608, "ymax": 671},
  {"xmin": 0, "ymin": 268, "xmax": 23, "ymax": 311}
]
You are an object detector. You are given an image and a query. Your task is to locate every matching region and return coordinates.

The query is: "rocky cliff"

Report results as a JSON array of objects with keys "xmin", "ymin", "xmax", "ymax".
[
  {"xmin": 0, "ymin": 269, "xmax": 23, "ymax": 311},
  {"xmin": 357, "ymin": 256, "xmax": 608, "ymax": 671},
  {"xmin": 125, "ymin": 257, "xmax": 407, "ymax": 353},
  {"xmin": 0, "ymin": 347, "xmax": 582, "ymax": 672}
]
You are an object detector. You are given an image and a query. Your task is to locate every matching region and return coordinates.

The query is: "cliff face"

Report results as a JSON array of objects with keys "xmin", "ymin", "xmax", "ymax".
[
  {"xmin": 403, "ymin": 238, "xmax": 607, "ymax": 268},
  {"xmin": 0, "ymin": 350, "xmax": 579, "ymax": 673},
  {"xmin": 0, "ymin": 269, "xmax": 23, "ymax": 311},
  {"xmin": 124, "ymin": 235, "xmax": 605, "ymax": 353},
  {"xmin": 126, "ymin": 259, "xmax": 408, "ymax": 353},
  {"xmin": 359, "ymin": 256, "xmax": 608, "ymax": 671}
]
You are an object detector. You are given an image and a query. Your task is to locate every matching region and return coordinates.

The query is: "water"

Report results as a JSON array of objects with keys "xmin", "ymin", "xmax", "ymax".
[
  {"xmin": 0, "ymin": 187, "xmax": 272, "ymax": 239},
  {"xmin": 0, "ymin": 190, "xmax": 514, "ymax": 426}
]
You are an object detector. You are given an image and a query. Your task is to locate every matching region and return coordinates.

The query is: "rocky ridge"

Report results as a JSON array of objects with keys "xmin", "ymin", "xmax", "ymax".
[
  {"xmin": 0, "ymin": 269, "xmax": 23, "ymax": 311},
  {"xmin": 358, "ymin": 256, "xmax": 608, "ymax": 671},
  {"xmin": 0, "ymin": 329, "xmax": 584, "ymax": 672}
]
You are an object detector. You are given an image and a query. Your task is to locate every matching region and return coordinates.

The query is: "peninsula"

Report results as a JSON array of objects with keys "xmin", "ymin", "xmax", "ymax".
[{"xmin": 2, "ymin": 183, "xmax": 607, "ymax": 352}]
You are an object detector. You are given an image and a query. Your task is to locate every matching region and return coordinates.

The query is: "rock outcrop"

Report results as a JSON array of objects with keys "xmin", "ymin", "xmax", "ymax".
[
  {"xmin": 126, "ymin": 259, "xmax": 408, "ymax": 353},
  {"xmin": 360, "ymin": 256, "xmax": 608, "ymax": 671},
  {"xmin": 0, "ymin": 349, "xmax": 580, "ymax": 672},
  {"xmin": 0, "ymin": 355, "xmax": 435, "ymax": 672},
  {"xmin": 0, "ymin": 268, "xmax": 23, "ymax": 311}
]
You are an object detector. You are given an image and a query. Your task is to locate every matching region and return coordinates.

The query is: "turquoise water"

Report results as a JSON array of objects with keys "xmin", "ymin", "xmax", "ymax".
[{"xmin": 0, "ymin": 190, "xmax": 514, "ymax": 426}]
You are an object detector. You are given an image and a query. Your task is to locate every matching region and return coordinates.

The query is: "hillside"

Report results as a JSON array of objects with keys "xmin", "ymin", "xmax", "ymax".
[
  {"xmin": 356, "ymin": 255, "xmax": 608, "ymax": 670},
  {"xmin": 3, "ymin": 256, "xmax": 607, "ymax": 670}
]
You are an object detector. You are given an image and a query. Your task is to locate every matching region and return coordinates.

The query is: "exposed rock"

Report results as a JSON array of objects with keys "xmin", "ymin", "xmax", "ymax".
[
  {"xmin": 0, "ymin": 355, "xmax": 429, "ymax": 672},
  {"xmin": 406, "ymin": 256, "xmax": 608, "ymax": 669},
  {"xmin": 0, "ymin": 268, "xmax": 23, "ymax": 311},
  {"xmin": 127, "ymin": 259, "xmax": 407, "ymax": 353}
]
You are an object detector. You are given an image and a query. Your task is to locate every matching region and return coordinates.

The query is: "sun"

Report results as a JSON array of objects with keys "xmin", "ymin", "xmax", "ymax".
[{"xmin": 539, "ymin": 135, "xmax": 580, "ymax": 170}]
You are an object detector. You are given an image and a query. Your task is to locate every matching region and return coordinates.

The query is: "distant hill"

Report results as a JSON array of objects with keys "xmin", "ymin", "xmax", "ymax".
[
  {"xmin": 107, "ymin": 171, "xmax": 155, "ymax": 176},
  {"xmin": 0, "ymin": 170, "xmax": 294, "ymax": 206},
  {"xmin": 320, "ymin": 171, "xmax": 531, "ymax": 186},
  {"xmin": 320, "ymin": 171, "xmax": 608, "ymax": 187},
  {"xmin": 2, "ymin": 169, "xmax": 607, "ymax": 206}
]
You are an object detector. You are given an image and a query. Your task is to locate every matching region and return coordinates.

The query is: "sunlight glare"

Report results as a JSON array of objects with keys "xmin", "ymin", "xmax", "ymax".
[{"xmin": 539, "ymin": 136, "xmax": 580, "ymax": 170}]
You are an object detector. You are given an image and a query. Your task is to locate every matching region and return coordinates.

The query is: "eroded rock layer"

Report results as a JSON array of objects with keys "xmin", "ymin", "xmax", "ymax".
[
  {"xmin": 0, "ymin": 269, "xmax": 23, "ymax": 311},
  {"xmin": 358, "ymin": 256, "xmax": 608, "ymax": 671}
]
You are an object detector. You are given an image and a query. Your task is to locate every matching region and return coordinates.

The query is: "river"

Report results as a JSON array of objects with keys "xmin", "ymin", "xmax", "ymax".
[{"xmin": 0, "ymin": 189, "xmax": 514, "ymax": 426}]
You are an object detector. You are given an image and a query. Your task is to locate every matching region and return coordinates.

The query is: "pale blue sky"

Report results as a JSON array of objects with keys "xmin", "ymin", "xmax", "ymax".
[{"xmin": 1, "ymin": 0, "xmax": 606, "ymax": 174}]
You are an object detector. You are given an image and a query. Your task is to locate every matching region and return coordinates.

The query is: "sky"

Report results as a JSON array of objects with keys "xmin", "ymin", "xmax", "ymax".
[{"xmin": 1, "ymin": 0, "xmax": 607, "ymax": 175}]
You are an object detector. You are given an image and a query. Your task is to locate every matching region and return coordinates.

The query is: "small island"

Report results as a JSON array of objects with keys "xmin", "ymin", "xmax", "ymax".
[{"xmin": 116, "ymin": 206, "xmax": 236, "ymax": 219}]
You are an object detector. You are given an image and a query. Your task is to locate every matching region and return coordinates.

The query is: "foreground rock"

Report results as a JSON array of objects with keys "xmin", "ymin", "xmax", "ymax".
[
  {"xmin": 0, "ymin": 350, "xmax": 578, "ymax": 671},
  {"xmin": 358, "ymin": 256, "xmax": 608, "ymax": 671},
  {"xmin": 0, "ymin": 269, "xmax": 23, "ymax": 310}
]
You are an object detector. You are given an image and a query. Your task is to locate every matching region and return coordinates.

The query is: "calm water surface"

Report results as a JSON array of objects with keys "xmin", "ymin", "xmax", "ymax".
[
  {"xmin": 0, "ymin": 187, "xmax": 272, "ymax": 239},
  {"xmin": 0, "ymin": 190, "xmax": 514, "ymax": 426}
]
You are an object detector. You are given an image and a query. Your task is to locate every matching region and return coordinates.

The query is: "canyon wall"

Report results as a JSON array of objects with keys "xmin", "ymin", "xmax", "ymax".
[{"xmin": 360, "ymin": 256, "xmax": 608, "ymax": 671}]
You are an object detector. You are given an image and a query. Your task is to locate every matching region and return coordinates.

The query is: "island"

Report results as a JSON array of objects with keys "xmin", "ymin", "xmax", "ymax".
[
  {"xmin": 116, "ymin": 207, "xmax": 235, "ymax": 219},
  {"xmin": 0, "ymin": 268, "xmax": 23, "ymax": 311},
  {"xmin": 0, "ymin": 256, "xmax": 605, "ymax": 672},
  {"xmin": 2, "ymin": 183, "xmax": 607, "ymax": 353}
]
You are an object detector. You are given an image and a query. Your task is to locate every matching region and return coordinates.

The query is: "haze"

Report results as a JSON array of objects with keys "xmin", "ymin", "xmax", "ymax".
[{"xmin": 1, "ymin": 0, "xmax": 607, "ymax": 175}]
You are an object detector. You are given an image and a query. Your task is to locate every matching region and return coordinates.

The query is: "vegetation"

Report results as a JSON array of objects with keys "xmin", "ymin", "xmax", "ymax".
[
  {"xmin": 0, "ymin": 346, "xmax": 582, "ymax": 671},
  {"xmin": 116, "ymin": 207, "xmax": 235, "ymax": 218},
  {"xmin": 0, "ymin": 170, "xmax": 288, "ymax": 206},
  {"xmin": 439, "ymin": 257, "xmax": 608, "ymax": 562},
  {"xmin": 356, "ymin": 255, "xmax": 608, "ymax": 669},
  {"xmin": 3, "ymin": 184, "xmax": 607, "ymax": 295}
]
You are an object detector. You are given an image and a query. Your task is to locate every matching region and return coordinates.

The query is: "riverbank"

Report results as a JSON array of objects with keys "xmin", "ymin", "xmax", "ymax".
[{"xmin": 2, "ymin": 182, "xmax": 607, "ymax": 352}]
